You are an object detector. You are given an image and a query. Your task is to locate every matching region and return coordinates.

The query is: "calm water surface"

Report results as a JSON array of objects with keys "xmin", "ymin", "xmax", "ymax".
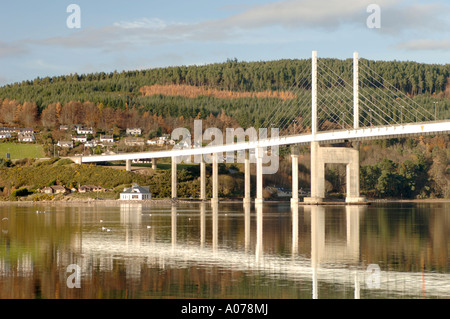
[{"xmin": 0, "ymin": 201, "xmax": 448, "ymax": 299}]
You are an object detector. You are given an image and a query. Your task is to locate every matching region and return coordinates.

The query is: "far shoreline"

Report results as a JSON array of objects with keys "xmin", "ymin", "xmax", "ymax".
[{"xmin": 0, "ymin": 197, "xmax": 448, "ymax": 207}]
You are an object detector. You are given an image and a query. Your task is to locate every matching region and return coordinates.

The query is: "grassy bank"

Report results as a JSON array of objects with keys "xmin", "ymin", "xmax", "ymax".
[
  {"xmin": 0, "ymin": 157, "xmax": 244, "ymax": 201},
  {"xmin": 0, "ymin": 143, "xmax": 44, "ymax": 159}
]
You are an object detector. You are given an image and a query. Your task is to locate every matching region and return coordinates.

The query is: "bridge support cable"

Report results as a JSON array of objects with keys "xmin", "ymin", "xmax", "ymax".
[
  {"xmin": 274, "ymin": 77, "xmax": 312, "ymax": 134},
  {"xmin": 358, "ymin": 60, "xmax": 435, "ymax": 124},
  {"xmin": 314, "ymin": 56, "xmax": 420, "ymax": 131},
  {"xmin": 358, "ymin": 87, "xmax": 400, "ymax": 127},
  {"xmin": 316, "ymin": 61, "xmax": 356, "ymax": 131},
  {"xmin": 312, "ymin": 50, "xmax": 318, "ymax": 137},
  {"xmin": 257, "ymin": 64, "xmax": 310, "ymax": 127},
  {"xmin": 358, "ymin": 70, "xmax": 416, "ymax": 125},
  {"xmin": 277, "ymin": 87, "xmax": 313, "ymax": 134},
  {"xmin": 360, "ymin": 60, "xmax": 435, "ymax": 121},
  {"xmin": 353, "ymin": 66, "xmax": 402, "ymax": 127},
  {"xmin": 259, "ymin": 65, "xmax": 312, "ymax": 135},
  {"xmin": 316, "ymin": 83, "xmax": 353, "ymax": 130},
  {"xmin": 316, "ymin": 71, "xmax": 354, "ymax": 130}
]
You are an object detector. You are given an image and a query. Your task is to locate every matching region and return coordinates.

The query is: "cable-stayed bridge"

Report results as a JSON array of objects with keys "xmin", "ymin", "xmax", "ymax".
[{"xmin": 71, "ymin": 51, "xmax": 450, "ymax": 204}]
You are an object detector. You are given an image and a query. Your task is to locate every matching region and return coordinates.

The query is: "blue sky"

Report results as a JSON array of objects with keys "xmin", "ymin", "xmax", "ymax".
[{"xmin": 0, "ymin": 0, "xmax": 449, "ymax": 86}]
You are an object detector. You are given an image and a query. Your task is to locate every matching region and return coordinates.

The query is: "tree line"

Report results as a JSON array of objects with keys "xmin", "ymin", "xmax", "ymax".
[
  {"xmin": 2, "ymin": 58, "xmax": 449, "ymax": 96},
  {"xmin": 0, "ymin": 98, "xmax": 245, "ymax": 140},
  {"xmin": 1, "ymin": 58, "xmax": 448, "ymax": 105}
]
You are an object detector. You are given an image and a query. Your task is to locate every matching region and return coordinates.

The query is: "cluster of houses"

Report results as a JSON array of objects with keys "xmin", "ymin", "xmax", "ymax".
[
  {"xmin": 56, "ymin": 125, "xmax": 177, "ymax": 149},
  {"xmin": 0, "ymin": 125, "xmax": 180, "ymax": 150},
  {"xmin": 57, "ymin": 125, "xmax": 114, "ymax": 149},
  {"xmin": 40, "ymin": 184, "xmax": 108, "ymax": 195},
  {"xmin": 57, "ymin": 135, "xmax": 114, "ymax": 149},
  {"xmin": 146, "ymin": 135, "xmax": 176, "ymax": 146},
  {"xmin": 0, "ymin": 128, "xmax": 36, "ymax": 142}
]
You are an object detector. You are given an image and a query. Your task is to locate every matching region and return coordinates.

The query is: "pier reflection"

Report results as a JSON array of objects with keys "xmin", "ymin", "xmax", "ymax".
[
  {"xmin": 171, "ymin": 204, "xmax": 176, "ymax": 248},
  {"xmin": 255, "ymin": 203, "xmax": 264, "ymax": 262},
  {"xmin": 305, "ymin": 204, "xmax": 364, "ymax": 299},
  {"xmin": 244, "ymin": 202, "xmax": 251, "ymax": 252},
  {"xmin": 212, "ymin": 202, "xmax": 218, "ymax": 252},
  {"xmin": 200, "ymin": 202, "xmax": 206, "ymax": 248},
  {"xmin": 291, "ymin": 204, "xmax": 299, "ymax": 257}
]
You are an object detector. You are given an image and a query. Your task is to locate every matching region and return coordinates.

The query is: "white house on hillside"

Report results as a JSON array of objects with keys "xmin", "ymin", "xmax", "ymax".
[
  {"xmin": 124, "ymin": 137, "xmax": 145, "ymax": 146},
  {"xmin": 100, "ymin": 135, "xmax": 114, "ymax": 143},
  {"xmin": 120, "ymin": 185, "xmax": 151, "ymax": 200},
  {"xmin": 18, "ymin": 132, "xmax": 35, "ymax": 142},
  {"xmin": 72, "ymin": 135, "xmax": 87, "ymax": 143},
  {"xmin": 0, "ymin": 132, "xmax": 11, "ymax": 139},
  {"xmin": 126, "ymin": 128, "xmax": 142, "ymax": 136},
  {"xmin": 77, "ymin": 127, "xmax": 94, "ymax": 135},
  {"xmin": 57, "ymin": 140, "xmax": 74, "ymax": 148}
]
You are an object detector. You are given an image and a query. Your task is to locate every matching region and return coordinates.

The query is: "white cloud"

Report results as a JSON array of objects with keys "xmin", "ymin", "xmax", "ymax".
[
  {"xmin": 395, "ymin": 39, "xmax": 450, "ymax": 51},
  {"xmin": 0, "ymin": 41, "xmax": 28, "ymax": 58},
  {"xmin": 38, "ymin": 19, "xmax": 198, "ymax": 51},
  {"xmin": 222, "ymin": 0, "xmax": 450, "ymax": 35},
  {"xmin": 223, "ymin": 0, "xmax": 375, "ymax": 29},
  {"xmin": 113, "ymin": 18, "xmax": 168, "ymax": 30},
  {"xmin": 377, "ymin": 2, "xmax": 450, "ymax": 35}
]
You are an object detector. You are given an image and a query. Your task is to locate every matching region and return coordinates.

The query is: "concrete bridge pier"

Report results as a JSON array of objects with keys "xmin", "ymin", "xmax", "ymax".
[
  {"xmin": 255, "ymin": 147, "xmax": 264, "ymax": 206},
  {"xmin": 152, "ymin": 158, "xmax": 157, "ymax": 170},
  {"xmin": 200, "ymin": 158, "xmax": 206, "ymax": 201},
  {"xmin": 304, "ymin": 142, "xmax": 365, "ymax": 203},
  {"xmin": 125, "ymin": 159, "xmax": 131, "ymax": 172},
  {"xmin": 243, "ymin": 149, "xmax": 251, "ymax": 205},
  {"xmin": 291, "ymin": 145, "xmax": 299, "ymax": 207},
  {"xmin": 345, "ymin": 142, "xmax": 365, "ymax": 203},
  {"xmin": 304, "ymin": 142, "xmax": 324, "ymax": 203},
  {"xmin": 211, "ymin": 153, "xmax": 219, "ymax": 205},
  {"xmin": 171, "ymin": 156, "xmax": 177, "ymax": 199}
]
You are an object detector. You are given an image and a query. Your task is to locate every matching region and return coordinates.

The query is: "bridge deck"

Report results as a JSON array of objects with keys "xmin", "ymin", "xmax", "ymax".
[{"xmin": 75, "ymin": 121, "xmax": 450, "ymax": 163}]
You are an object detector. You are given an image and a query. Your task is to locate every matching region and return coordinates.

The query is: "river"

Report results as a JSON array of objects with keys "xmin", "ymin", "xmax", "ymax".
[{"xmin": 0, "ymin": 200, "xmax": 448, "ymax": 299}]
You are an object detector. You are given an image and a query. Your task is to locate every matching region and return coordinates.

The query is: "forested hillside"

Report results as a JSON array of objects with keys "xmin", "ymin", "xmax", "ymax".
[{"xmin": 0, "ymin": 58, "xmax": 449, "ymax": 133}]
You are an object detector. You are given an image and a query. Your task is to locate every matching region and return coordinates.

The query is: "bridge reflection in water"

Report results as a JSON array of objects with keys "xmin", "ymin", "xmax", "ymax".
[{"xmin": 76, "ymin": 202, "xmax": 450, "ymax": 299}]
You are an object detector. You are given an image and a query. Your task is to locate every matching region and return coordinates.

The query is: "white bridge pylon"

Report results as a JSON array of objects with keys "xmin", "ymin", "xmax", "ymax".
[{"xmin": 74, "ymin": 51, "xmax": 450, "ymax": 204}]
